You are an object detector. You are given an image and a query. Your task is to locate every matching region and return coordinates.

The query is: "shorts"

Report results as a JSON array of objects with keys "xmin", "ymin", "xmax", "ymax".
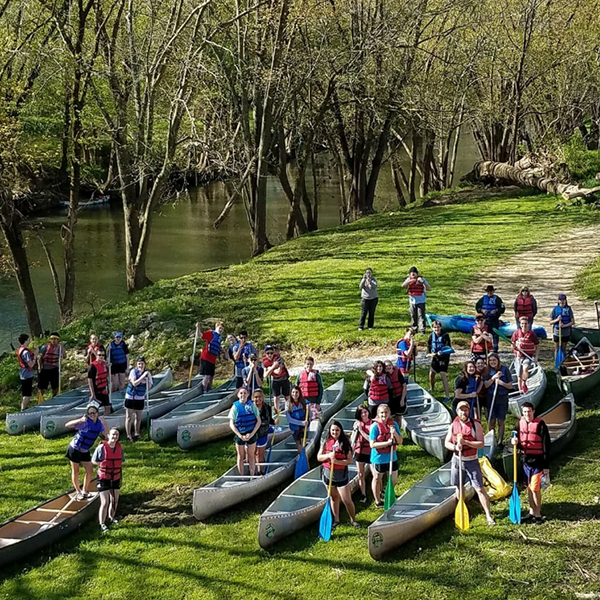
[
  {"xmin": 450, "ymin": 454, "xmax": 483, "ymax": 491},
  {"xmin": 487, "ymin": 397, "xmax": 509, "ymax": 421},
  {"xmin": 553, "ymin": 334, "xmax": 570, "ymax": 344},
  {"xmin": 523, "ymin": 464, "xmax": 543, "ymax": 492},
  {"xmin": 256, "ymin": 426, "xmax": 275, "ymax": 448},
  {"xmin": 38, "ymin": 368, "xmax": 59, "ymax": 392},
  {"xmin": 200, "ymin": 359, "xmax": 216, "ymax": 377},
  {"xmin": 111, "ymin": 362, "xmax": 128, "ymax": 375},
  {"xmin": 322, "ymin": 466, "xmax": 349, "ymax": 488},
  {"xmin": 21, "ymin": 377, "xmax": 34, "ymax": 397},
  {"xmin": 66, "ymin": 445, "xmax": 92, "ymax": 464},
  {"xmin": 97, "ymin": 478, "xmax": 122, "ymax": 491},
  {"xmin": 272, "ymin": 379, "xmax": 290, "ymax": 397},
  {"xmin": 234, "ymin": 432, "xmax": 258, "ymax": 445},
  {"xmin": 354, "ymin": 452, "xmax": 371, "ymax": 464},
  {"xmin": 430, "ymin": 355, "xmax": 450, "ymax": 374},
  {"xmin": 516, "ymin": 357, "xmax": 532, "ymax": 377},
  {"xmin": 292, "ymin": 428, "xmax": 305, "ymax": 442},
  {"xmin": 388, "ymin": 396, "xmax": 406, "ymax": 417},
  {"xmin": 372, "ymin": 460, "xmax": 398, "ymax": 474},
  {"xmin": 124, "ymin": 398, "xmax": 145, "ymax": 411},
  {"xmin": 96, "ymin": 392, "xmax": 111, "ymax": 407}
]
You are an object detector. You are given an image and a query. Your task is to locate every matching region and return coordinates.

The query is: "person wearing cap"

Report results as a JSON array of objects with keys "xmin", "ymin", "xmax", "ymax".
[
  {"xmin": 38, "ymin": 332, "xmax": 66, "ymax": 399},
  {"xmin": 401, "ymin": 267, "xmax": 431, "ymax": 334},
  {"xmin": 470, "ymin": 314, "xmax": 493, "ymax": 362},
  {"xmin": 358, "ymin": 267, "xmax": 379, "ymax": 331},
  {"xmin": 263, "ymin": 345, "xmax": 290, "ymax": 408},
  {"xmin": 243, "ymin": 353, "xmax": 264, "ymax": 393},
  {"xmin": 444, "ymin": 400, "xmax": 495, "ymax": 526},
  {"xmin": 124, "ymin": 356, "xmax": 152, "ymax": 442},
  {"xmin": 550, "ymin": 294, "xmax": 574, "ymax": 359},
  {"xmin": 475, "ymin": 285, "xmax": 505, "ymax": 351},
  {"xmin": 511, "ymin": 317, "xmax": 540, "ymax": 393},
  {"xmin": 197, "ymin": 321, "xmax": 225, "ymax": 393},
  {"xmin": 88, "ymin": 348, "xmax": 112, "ymax": 415},
  {"xmin": 514, "ymin": 286, "xmax": 537, "ymax": 329},
  {"xmin": 15, "ymin": 333, "xmax": 37, "ymax": 410},
  {"xmin": 231, "ymin": 330, "xmax": 257, "ymax": 389},
  {"xmin": 109, "ymin": 332, "xmax": 129, "ymax": 392}
]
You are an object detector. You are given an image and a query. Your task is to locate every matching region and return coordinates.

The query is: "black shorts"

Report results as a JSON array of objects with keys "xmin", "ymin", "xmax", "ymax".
[
  {"xmin": 200, "ymin": 359, "xmax": 216, "ymax": 377},
  {"xmin": 272, "ymin": 378, "xmax": 290, "ymax": 397},
  {"xmin": 354, "ymin": 452, "xmax": 371, "ymax": 464},
  {"xmin": 21, "ymin": 377, "xmax": 34, "ymax": 396},
  {"xmin": 322, "ymin": 466, "xmax": 350, "ymax": 488},
  {"xmin": 430, "ymin": 355, "xmax": 450, "ymax": 374},
  {"xmin": 553, "ymin": 334, "xmax": 570, "ymax": 344},
  {"xmin": 66, "ymin": 445, "xmax": 92, "ymax": 464},
  {"xmin": 292, "ymin": 428, "xmax": 305, "ymax": 442},
  {"xmin": 388, "ymin": 395, "xmax": 406, "ymax": 417},
  {"xmin": 111, "ymin": 362, "xmax": 128, "ymax": 375},
  {"xmin": 97, "ymin": 478, "xmax": 121, "ymax": 491},
  {"xmin": 38, "ymin": 369, "xmax": 59, "ymax": 392},
  {"xmin": 373, "ymin": 460, "xmax": 398, "ymax": 474},
  {"xmin": 124, "ymin": 398, "xmax": 145, "ymax": 411},
  {"xmin": 234, "ymin": 433, "xmax": 258, "ymax": 445},
  {"xmin": 96, "ymin": 392, "xmax": 111, "ymax": 407}
]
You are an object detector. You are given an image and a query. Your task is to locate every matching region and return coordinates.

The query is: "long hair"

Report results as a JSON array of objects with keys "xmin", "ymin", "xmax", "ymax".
[
  {"xmin": 459, "ymin": 360, "xmax": 476, "ymax": 380},
  {"xmin": 322, "ymin": 420, "xmax": 351, "ymax": 455},
  {"xmin": 287, "ymin": 386, "xmax": 306, "ymax": 413}
]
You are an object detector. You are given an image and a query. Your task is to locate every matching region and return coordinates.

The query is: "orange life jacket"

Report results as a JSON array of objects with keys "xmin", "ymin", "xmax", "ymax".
[
  {"xmin": 42, "ymin": 343, "xmax": 61, "ymax": 368},
  {"xmin": 470, "ymin": 325, "xmax": 491, "ymax": 354},
  {"xmin": 388, "ymin": 367, "xmax": 404, "ymax": 398},
  {"xmin": 513, "ymin": 329, "xmax": 537, "ymax": 358},
  {"xmin": 353, "ymin": 419, "xmax": 372, "ymax": 455},
  {"xmin": 92, "ymin": 359, "xmax": 109, "ymax": 393},
  {"xmin": 407, "ymin": 278, "xmax": 425, "ymax": 296},
  {"xmin": 16, "ymin": 345, "xmax": 33, "ymax": 370}
]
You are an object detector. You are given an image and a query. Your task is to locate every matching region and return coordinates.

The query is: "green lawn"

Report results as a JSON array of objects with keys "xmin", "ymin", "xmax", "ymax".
[{"xmin": 578, "ymin": 257, "xmax": 600, "ymax": 302}]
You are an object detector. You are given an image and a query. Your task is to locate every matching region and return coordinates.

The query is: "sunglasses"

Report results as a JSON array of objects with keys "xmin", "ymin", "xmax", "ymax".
[{"xmin": 87, "ymin": 411, "xmax": 98, "ymax": 416}]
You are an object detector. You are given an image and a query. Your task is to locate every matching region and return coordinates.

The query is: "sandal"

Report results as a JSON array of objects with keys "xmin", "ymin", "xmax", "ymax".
[
  {"xmin": 351, "ymin": 521, "xmax": 361, "ymax": 529},
  {"xmin": 133, "ymin": 434, "xmax": 141, "ymax": 441}
]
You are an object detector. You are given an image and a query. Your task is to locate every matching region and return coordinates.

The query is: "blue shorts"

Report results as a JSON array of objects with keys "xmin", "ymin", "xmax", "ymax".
[
  {"xmin": 488, "ymin": 397, "xmax": 509, "ymax": 421},
  {"xmin": 523, "ymin": 464, "xmax": 543, "ymax": 491},
  {"xmin": 256, "ymin": 426, "xmax": 275, "ymax": 448}
]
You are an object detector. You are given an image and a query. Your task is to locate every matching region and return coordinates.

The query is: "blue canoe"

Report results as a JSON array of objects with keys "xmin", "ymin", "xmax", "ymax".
[{"xmin": 426, "ymin": 313, "xmax": 547, "ymax": 339}]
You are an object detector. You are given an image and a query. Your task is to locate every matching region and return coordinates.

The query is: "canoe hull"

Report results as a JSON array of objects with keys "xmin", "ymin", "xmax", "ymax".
[
  {"xmin": 508, "ymin": 362, "xmax": 547, "ymax": 418},
  {"xmin": 426, "ymin": 313, "xmax": 547, "ymax": 339},
  {"xmin": 556, "ymin": 337, "xmax": 600, "ymax": 399},
  {"xmin": 571, "ymin": 327, "xmax": 600, "ymax": 347}
]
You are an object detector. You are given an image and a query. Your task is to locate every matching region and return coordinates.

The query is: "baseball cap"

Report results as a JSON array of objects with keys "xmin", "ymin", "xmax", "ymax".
[
  {"xmin": 558, "ymin": 294, "xmax": 567, "ymax": 300},
  {"xmin": 456, "ymin": 400, "xmax": 470, "ymax": 411},
  {"xmin": 114, "ymin": 332, "xmax": 123, "ymax": 338},
  {"xmin": 264, "ymin": 345, "xmax": 274, "ymax": 352}
]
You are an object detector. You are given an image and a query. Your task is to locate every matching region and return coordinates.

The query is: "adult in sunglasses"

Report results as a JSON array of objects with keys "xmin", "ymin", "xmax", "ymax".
[{"xmin": 88, "ymin": 350, "xmax": 112, "ymax": 415}]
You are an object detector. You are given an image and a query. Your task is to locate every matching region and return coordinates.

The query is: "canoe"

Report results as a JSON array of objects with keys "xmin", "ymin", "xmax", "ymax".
[
  {"xmin": 150, "ymin": 379, "xmax": 237, "ymax": 443},
  {"xmin": 368, "ymin": 431, "xmax": 497, "ymax": 560},
  {"xmin": 426, "ymin": 313, "xmax": 547, "ymax": 339},
  {"xmin": 508, "ymin": 360, "xmax": 547, "ymax": 418},
  {"xmin": 192, "ymin": 379, "xmax": 346, "ymax": 521},
  {"xmin": 0, "ymin": 485, "xmax": 99, "ymax": 569},
  {"xmin": 39, "ymin": 367, "xmax": 174, "ymax": 438},
  {"xmin": 178, "ymin": 407, "xmax": 291, "ymax": 450},
  {"xmin": 556, "ymin": 337, "xmax": 600, "ymax": 399},
  {"xmin": 502, "ymin": 394, "xmax": 576, "ymax": 480},
  {"xmin": 401, "ymin": 382, "xmax": 452, "ymax": 462},
  {"xmin": 257, "ymin": 393, "xmax": 366, "ymax": 548},
  {"xmin": 571, "ymin": 327, "xmax": 600, "ymax": 347}
]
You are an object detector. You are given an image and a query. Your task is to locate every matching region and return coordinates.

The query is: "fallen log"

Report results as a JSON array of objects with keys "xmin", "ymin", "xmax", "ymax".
[{"xmin": 467, "ymin": 160, "xmax": 600, "ymax": 201}]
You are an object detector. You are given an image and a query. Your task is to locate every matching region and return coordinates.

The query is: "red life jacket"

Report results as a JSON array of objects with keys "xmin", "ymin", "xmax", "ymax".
[
  {"xmin": 299, "ymin": 369, "xmax": 319, "ymax": 399},
  {"xmin": 518, "ymin": 417, "xmax": 543, "ymax": 455},
  {"xmin": 16, "ymin": 345, "xmax": 33, "ymax": 370},
  {"xmin": 322, "ymin": 437, "xmax": 347, "ymax": 470},
  {"xmin": 374, "ymin": 419, "xmax": 395, "ymax": 454},
  {"xmin": 407, "ymin": 277, "xmax": 425, "ymax": 296},
  {"xmin": 42, "ymin": 344, "xmax": 61, "ymax": 368},
  {"xmin": 97, "ymin": 441, "xmax": 123, "ymax": 480},
  {"xmin": 451, "ymin": 417, "xmax": 478, "ymax": 458},
  {"xmin": 87, "ymin": 343, "xmax": 101, "ymax": 365},
  {"xmin": 92, "ymin": 359, "xmax": 109, "ymax": 393},
  {"xmin": 388, "ymin": 367, "xmax": 404, "ymax": 398},
  {"xmin": 470, "ymin": 325, "xmax": 490, "ymax": 354},
  {"xmin": 369, "ymin": 375, "xmax": 389, "ymax": 403},
  {"xmin": 515, "ymin": 294, "xmax": 534, "ymax": 318},
  {"xmin": 353, "ymin": 419, "xmax": 372, "ymax": 455},
  {"xmin": 513, "ymin": 329, "xmax": 537, "ymax": 358},
  {"xmin": 262, "ymin": 354, "xmax": 289, "ymax": 380}
]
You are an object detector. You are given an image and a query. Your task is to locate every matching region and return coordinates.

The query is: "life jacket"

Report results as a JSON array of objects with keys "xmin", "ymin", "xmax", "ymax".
[
  {"xmin": 234, "ymin": 400, "xmax": 258, "ymax": 434},
  {"xmin": 42, "ymin": 344, "xmax": 61, "ymax": 368},
  {"xmin": 556, "ymin": 306, "xmax": 573, "ymax": 325},
  {"xmin": 518, "ymin": 417, "xmax": 544, "ymax": 455},
  {"xmin": 513, "ymin": 329, "xmax": 537, "ymax": 357},
  {"xmin": 126, "ymin": 368, "xmax": 147, "ymax": 399},
  {"xmin": 233, "ymin": 342, "xmax": 251, "ymax": 369},
  {"xmin": 430, "ymin": 332, "xmax": 445, "ymax": 354},
  {"xmin": 288, "ymin": 401, "xmax": 306, "ymax": 432},
  {"xmin": 16, "ymin": 346, "xmax": 34, "ymax": 371},
  {"xmin": 299, "ymin": 370, "xmax": 319, "ymax": 399},
  {"xmin": 482, "ymin": 294, "xmax": 498, "ymax": 315},
  {"xmin": 322, "ymin": 438, "xmax": 347, "ymax": 470},
  {"xmin": 109, "ymin": 341, "xmax": 127, "ymax": 365},
  {"xmin": 354, "ymin": 419, "xmax": 372, "ymax": 455},
  {"xmin": 369, "ymin": 374, "xmax": 390, "ymax": 403},
  {"xmin": 396, "ymin": 339, "xmax": 411, "ymax": 372},
  {"xmin": 97, "ymin": 441, "xmax": 123, "ymax": 481},
  {"xmin": 451, "ymin": 417, "xmax": 478, "ymax": 458},
  {"xmin": 92, "ymin": 360, "xmax": 109, "ymax": 393},
  {"xmin": 515, "ymin": 295, "xmax": 534, "ymax": 318},
  {"xmin": 388, "ymin": 367, "xmax": 404, "ymax": 399},
  {"xmin": 374, "ymin": 419, "xmax": 395, "ymax": 454},
  {"xmin": 263, "ymin": 354, "xmax": 288, "ymax": 380},
  {"xmin": 257, "ymin": 404, "xmax": 271, "ymax": 437},
  {"xmin": 71, "ymin": 417, "xmax": 104, "ymax": 452},
  {"xmin": 471, "ymin": 325, "xmax": 490, "ymax": 354},
  {"xmin": 208, "ymin": 331, "xmax": 222, "ymax": 357},
  {"xmin": 407, "ymin": 277, "xmax": 425, "ymax": 296}
]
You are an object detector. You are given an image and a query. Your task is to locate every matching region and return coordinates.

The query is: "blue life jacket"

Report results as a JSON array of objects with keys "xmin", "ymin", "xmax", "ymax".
[
  {"xmin": 109, "ymin": 341, "xmax": 127, "ymax": 365},
  {"xmin": 288, "ymin": 402, "xmax": 306, "ymax": 432},
  {"xmin": 71, "ymin": 417, "xmax": 104, "ymax": 452},
  {"xmin": 208, "ymin": 331, "xmax": 222, "ymax": 357},
  {"xmin": 234, "ymin": 400, "xmax": 258, "ymax": 434},
  {"xmin": 431, "ymin": 333, "xmax": 445, "ymax": 353},
  {"xmin": 233, "ymin": 342, "xmax": 255, "ymax": 370},
  {"xmin": 482, "ymin": 295, "xmax": 498, "ymax": 315},
  {"xmin": 396, "ymin": 340, "xmax": 410, "ymax": 369},
  {"xmin": 488, "ymin": 366, "xmax": 511, "ymax": 397},
  {"xmin": 126, "ymin": 368, "xmax": 147, "ymax": 399},
  {"xmin": 466, "ymin": 375, "xmax": 478, "ymax": 395}
]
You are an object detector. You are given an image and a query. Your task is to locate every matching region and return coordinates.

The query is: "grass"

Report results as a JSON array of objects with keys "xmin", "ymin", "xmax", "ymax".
[{"xmin": 578, "ymin": 257, "xmax": 600, "ymax": 303}]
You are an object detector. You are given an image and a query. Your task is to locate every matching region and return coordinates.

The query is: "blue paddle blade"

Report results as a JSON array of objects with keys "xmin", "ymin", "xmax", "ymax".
[
  {"xmin": 295, "ymin": 448, "xmax": 308, "ymax": 479},
  {"xmin": 509, "ymin": 483, "xmax": 521, "ymax": 524},
  {"xmin": 319, "ymin": 502, "xmax": 333, "ymax": 541},
  {"xmin": 555, "ymin": 348, "xmax": 565, "ymax": 370},
  {"xmin": 440, "ymin": 346, "xmax": 455, "ymax": 355}
]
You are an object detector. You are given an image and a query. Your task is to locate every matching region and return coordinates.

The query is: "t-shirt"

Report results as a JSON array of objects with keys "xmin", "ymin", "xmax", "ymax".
[
  {"xmin": 200, "ymin": 330, "xmax": 220, "ymax": 364},
  {"xmin": 92, "ymin": 444, "xmax": 125, "ymax": 464},
  {"xmin": 403, "ymin": 277, "xmax": 429, "ymax": 305},
  {"xmin": 18, "ymin": 349, "xmax": 35, "ymax": 380},
  {"xmin": 228, "ymin": 401, "xmax": 260, "ymax": 421},
  {"xmin": 369, "ymin": 421, "xmax": 401, "ymax": 464}
]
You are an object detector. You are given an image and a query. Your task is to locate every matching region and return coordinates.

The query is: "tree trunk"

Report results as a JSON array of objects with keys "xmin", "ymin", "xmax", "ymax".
[
  {"xmin": 389, "ymin": 144, "xmax": 406, "ymax": 208},
  {"xmin": 409, "ymin": 128, "xmax": 420, "ymax": 203}
]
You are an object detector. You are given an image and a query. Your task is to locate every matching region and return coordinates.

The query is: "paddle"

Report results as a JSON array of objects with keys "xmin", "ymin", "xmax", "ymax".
[
  {"xmin": 412, "ymin": 344, "xmax": 417, "ymax": 385},
  {"xmin": 263, "ymin": 403, "xmax": 280, "ymax": 475},
  {"xmin": 145, "ymin": 377, "xmax": 150, "ymax": 441},
  {"xmin": 485, "ymin": 339, "xmax": 489, "ymax": 367},
  {"xmin": 426, "ymin": 346, "xmax": 455, "ymax": 357},
  {"xmin": 319, "ymin": 457, "xmax": 335, "ymax": 541},
  {"xmin": 384, "ymin": 436, "xmax": 396, "ymax": 510},
  {"xmin": 107, "ymin": 346, "xmax": 112, "ymax": 407},
  {"xmin": 58, "ymin": 349, "xmax": 62, "ymax": 396},
  {"xmin": 454, "ymin": 434, "xmax": 469, "ymax": 531},
  {"xmin": 595, "ymin": 300, "xmax": 600, "ymax": 331},
  {"xmin": 555, "ymin": 323, "xmax": 565, "ymax": 371},
  {"xmin": 294, "ymin": 406, "xmax": 310, "ymax": 479},
  {"xmin": 493, "ymin": 328, "xmax": 535, "ymax": 362},
  {"xmin": 486, "ymin": 380, "xmax": 499, "ymax": 433},
  {"xmin": 188, "ymin": 323, "xmax": 199, "ymax": 388},
  {"xmin": 509, "ymin": 430, "xmax": 521, "ymax": 524}
]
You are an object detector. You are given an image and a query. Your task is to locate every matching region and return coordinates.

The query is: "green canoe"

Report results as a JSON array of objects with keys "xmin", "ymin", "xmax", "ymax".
[{"xmin": 556, "ymin": 337, "xmax": 600, "ymax": 399}]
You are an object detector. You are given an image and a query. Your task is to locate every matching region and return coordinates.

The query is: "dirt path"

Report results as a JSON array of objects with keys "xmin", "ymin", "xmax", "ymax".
[{"xmin": 466, "ymin": 225, "xmax": 600, "ymax": 328}]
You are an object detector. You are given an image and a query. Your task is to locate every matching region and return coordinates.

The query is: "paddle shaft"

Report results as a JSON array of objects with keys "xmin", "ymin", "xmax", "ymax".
[
  {"xmin": 264, "ymin": 404, "xmax": 280, "ymax": 475},
  {"xmin": 108, "ymin": 346, "xmax": 112, "ymax": 406},
  {"xmin": 146, "ymin": 378, "xmax": 150, "ymax": 440},
  {"xmin": 596, "ymin": 301, "xmax": 600, "ymax": 331},
  {"xmin": 487, "ymin": 380, "xmax": 499, "ymax": 433},
  {"xmin": 188, "ymin": 324, "xmax": 199, "ymax": 388},
  {"xmin": 58, "ymin": 350, "xmax": 62, "ymax": 396},
  {"xmin": 493, "ymin": 328, "xmax": 535, "ymax": 362},
  {"xmin": 513, "ymin": 431, "xmax": 518, "ymax": 483}
]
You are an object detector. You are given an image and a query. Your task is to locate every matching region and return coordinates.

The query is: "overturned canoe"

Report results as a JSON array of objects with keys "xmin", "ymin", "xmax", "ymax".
[
  {"xmin": 0, "ymin": 486, "xmax": 99, "ymax": 569},
  {"xmin": 368, "ymin": 431, "xmax": 497, "ymax": 560},
  {"xmin": 401, "ymin": 383, "xmax": 452, "ymax": 462},
  {"xmin": 556, "ymin": 337, "xmax": 600, "ymax": 399},
  {"xmin": 39, "ymin": 367, "xmax": 174, "ymax": 438},
  {"xmin": 502, "ymin": 394, "xmax": 576, "ymax": 480},
  {"xmin": 426, "ymin": 313, "xmax": 547, "ymax": 339},
  {"xmin": 257, "ymin": 393, "xmax": 365, "ymax": 548},
  {"xmin": 508, "ymin": 360, "xmax": 547, "ymax": 418},
  {"xmin": 192, "ymin": 380, "xmax": 346, "ymax": 521}
]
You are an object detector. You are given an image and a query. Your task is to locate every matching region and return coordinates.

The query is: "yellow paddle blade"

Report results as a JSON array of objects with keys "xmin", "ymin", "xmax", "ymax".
[{"xmin": 455, "ymin": 497, "xmax": 470, "ymax": 531}]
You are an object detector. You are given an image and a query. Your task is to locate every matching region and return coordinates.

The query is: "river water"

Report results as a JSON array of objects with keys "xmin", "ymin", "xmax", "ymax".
[{"xmin": 0, "ymin": 145, "xmax": 478, "ymax": 352}]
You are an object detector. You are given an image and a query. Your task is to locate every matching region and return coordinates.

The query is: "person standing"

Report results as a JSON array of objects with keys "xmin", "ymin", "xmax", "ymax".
[
  {"xmin": 365, "ymin": 361, "xmax": 392, "ymax": 418},
  {"xmin": 16, "ymin": 334, "xmax": 37, "ymax": 410},
  {"xmin": 512, "ymin": 402, "xmax": 551, "ymax": 525},
  {"xmin": 263, "ymin": 345, "xmax": 290, "ymax": 408},
  {"xmin": 384, "ymin": 360, "xmax": 407, "ymax": 422},
  {"xmin": 401, "ymin": 267, "xmax": 431, "ymax": 334},
  {"xmin": 453, "ymin": 361, "xmax": 481, "ymax": 420},
  {"xmin": 511, "ymin": 317, "xmax": 540, "ymax": 393},
  {"xmin": 514, "ymin": 287, "xmax": 537, "ymax": 329},
  {"xmin": 352, "ymin": 405, "xmax": 372, "ymax": 504},
  {"xmin": 470, "ymin": 314, "xmax": 493, "ymax": 362},
  {"xmin": 253, "ymin": 389, "xmax": 277, "ymax": 473},
  {"xmin": 229, "ymin": 386, "xmax": 261, "ymax": 476},
  {"xmin": 395, "ymin": 328, "xmax": 415, "ymax": 377},
  {"xmin": 232, "ymin": 330, "xmax": 257, "ymax": 389},
  {"xmin": 85, "ymin": 334, "xmax": 104, "ymax": 366},
  {"xmin": 88, "ymin": 349, "xmax": 112, "ymax": 415},
  {"xmin": 38, "ymin": 332, "xmax": 66, "ymax": 399},
  {"xmin": 286, "ymin": 386, "xmax": 307, "ymax": 452},
  {"xmin": 198, "ymin": 321, "xmax": 225, "ymax": 393},
  {"xmin": 358, "ymin": 268, "xmax": 379, "ymax": 331},
  {"xmin": 444, "ymin": 400, "xmax": 495, "ymax": 525},
  {"xmin": 243, "ymin": 354, "xmax": 264, "ymax": 394},
  {"xmin": 476, "ymin": 285, "xmax": 505, "ymax": 351},
  {"xmin": 427, "ymin": 320, "xmax": 451, "ymax": 402},
  {"xmin": 295, "ymin": 356, "xmax": 324, "ymax": 418},
  {"xmin": 483, "ymin": 353, "xmax": 513, "ymax": 446},
  {"xmin": 550, "ymin": 294, "xmax": 574, "ymax": 360},
  {"xmin": 108, "ymin": 332, "xmax": 129, "ymax": 392},
  {"xmin": 124, "ymin": 357, "xmax": 152, "ymax": 442},
  {"xmin": 92, "ymin": 427, "xmax": 125, "ymax": 532}
]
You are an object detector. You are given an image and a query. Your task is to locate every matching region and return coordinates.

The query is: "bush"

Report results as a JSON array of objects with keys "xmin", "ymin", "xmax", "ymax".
[{"xmin": 563, "ymin": 133, "xmax": 600, "ymax": 182}]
